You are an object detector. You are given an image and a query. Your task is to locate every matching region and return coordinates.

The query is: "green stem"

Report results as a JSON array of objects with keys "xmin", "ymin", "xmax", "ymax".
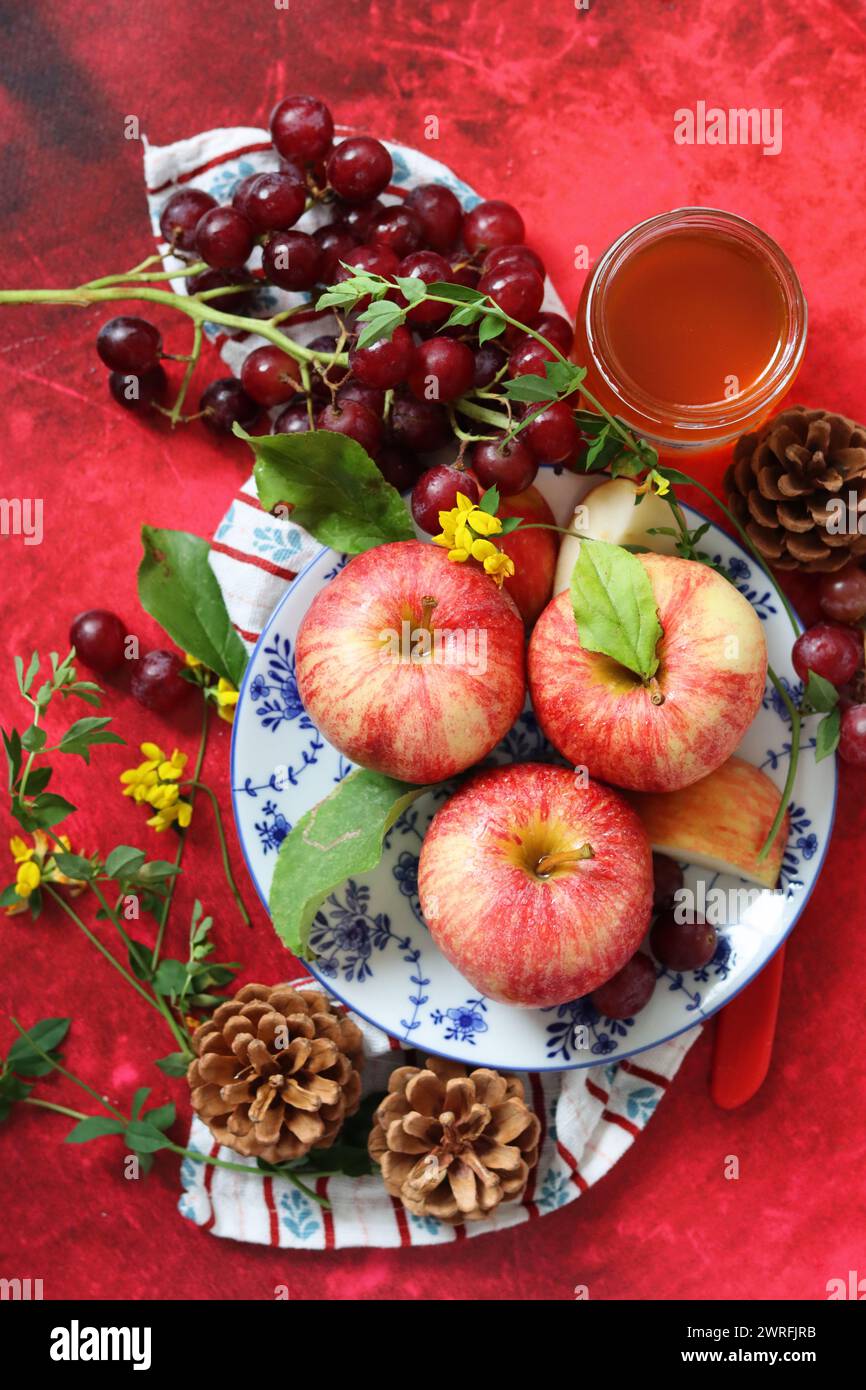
[
  {"xmin": 9, "ymin": 1016, "xmax": 127, "ymax": 1121},
  {"xmin": 42, "ymin": 884, "xmax": 170, "ymax": 1020},
  {"xmin": 169, "ymin": 319, "xmax": 203, "ymax": 427},
  {"xmin": 759, "ymin": 667, "xmax": 801, "ymax": 860},
  {"xmin": 186, "ymin": 778, "xmax": 252, "ymax": 928},
  {"xmin": 152, "ymin": 696, "xmax": 209, "ymax": 968},
  {"xmin": 22, "ymin": 1097, "xmax": 89, "ymax": 1121},
  {"xmin": 167, "ymin": 1143, "xmax": 330, "ymax": 1205}
]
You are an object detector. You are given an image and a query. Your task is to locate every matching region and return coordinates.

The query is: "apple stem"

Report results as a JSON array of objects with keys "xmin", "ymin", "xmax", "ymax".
[
  {"xmin": 535, "ymin": 843, "xmax": 595, "ymax": 876},
  {"xmin": 645, "ymin": 676, "xmax": 665, "ymax": 706},
  {"xmin": 420, "ymin": 595, "xmax": 438, "ymax": 632}
]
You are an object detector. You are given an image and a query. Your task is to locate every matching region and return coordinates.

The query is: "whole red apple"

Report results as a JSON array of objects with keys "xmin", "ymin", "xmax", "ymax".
[
  {"xmin": 296, "ymin": 541, "xmax": 526, "ymax": 784},
  {"xmin": 528, "ymin": 552, "xmax": 767, "ymax": 792},
  {"xmin": 497, "ymin": 484, "xmax": 559, "ymax": 629},
  {"xmin": 418, "ymin": 762, "xmax": 654, "ymax": 1007}
]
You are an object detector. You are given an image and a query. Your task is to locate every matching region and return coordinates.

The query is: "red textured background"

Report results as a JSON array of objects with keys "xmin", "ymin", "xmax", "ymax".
[{"xmin": 1, "ymin": 0, "xmax": 864, "ymax": 1301}]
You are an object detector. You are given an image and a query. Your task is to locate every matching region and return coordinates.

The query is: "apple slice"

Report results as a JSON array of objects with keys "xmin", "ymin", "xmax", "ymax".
[
  {"xmin": 553, "ymin": 477, "xmax": 679, "ymax": 594},
  {"xmin": 624, "ymin": 756, "xmax": 789, "ymax": 889}
]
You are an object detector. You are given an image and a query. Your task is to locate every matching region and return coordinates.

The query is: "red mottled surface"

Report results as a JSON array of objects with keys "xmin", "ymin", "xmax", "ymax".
[{"xmin": 1, "ymin": 0, "xmax": 864, "ymax": 1302}]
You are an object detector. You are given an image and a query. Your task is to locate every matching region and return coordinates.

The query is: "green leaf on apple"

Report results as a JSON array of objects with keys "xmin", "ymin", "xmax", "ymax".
[
  {"xmin": 138, "ymin": 526, "xmax": 249, "ymax": 688},
  {"xmin": 242, "ymin": 426, "xmax": 416, "ymax": 554},
  {"xmin": 569, "ymin": 537, "xmax": 663, "ymax": 682},
  {"xmin": 269, "ymin": 769, "xmax": 430, "ymax": 958}
]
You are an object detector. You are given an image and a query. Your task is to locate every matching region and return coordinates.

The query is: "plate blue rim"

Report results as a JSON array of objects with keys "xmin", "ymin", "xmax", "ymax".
[{"xmin": 229, "ymin": 498, "xmax": 838, "ymax": 1070}]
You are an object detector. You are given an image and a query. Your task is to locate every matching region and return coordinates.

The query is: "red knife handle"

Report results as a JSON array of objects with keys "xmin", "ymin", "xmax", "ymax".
[{"xmin": 710, "ymin": 945, "xmax": 786, "ymax": 1109}]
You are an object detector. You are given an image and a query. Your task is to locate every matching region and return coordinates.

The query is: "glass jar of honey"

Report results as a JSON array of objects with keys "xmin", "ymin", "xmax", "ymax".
[{"xmin": 572, "ymin": 208, "xmax": 807, "ymax": 466}]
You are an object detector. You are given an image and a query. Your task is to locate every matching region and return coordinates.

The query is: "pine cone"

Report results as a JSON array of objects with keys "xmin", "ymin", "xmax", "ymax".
[
  {"xmin": 368, "ymin": 1056, "xmax": 541, "ymax": 1223},
  {"xmin": 725, "ymin": 406, "xmax": 866, "ymax": 572},
  {"xmin": 187, "ymin": 983, "xmax": 363, "ymax": 1163}
]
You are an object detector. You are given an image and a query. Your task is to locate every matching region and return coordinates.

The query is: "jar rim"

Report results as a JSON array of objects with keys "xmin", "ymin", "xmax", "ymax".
[{"xmin": 583, "ymin": 207, "xmax": 808, "ymax": 443}]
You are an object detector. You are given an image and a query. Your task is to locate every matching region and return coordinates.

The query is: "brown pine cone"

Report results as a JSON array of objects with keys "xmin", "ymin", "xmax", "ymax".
[
  {"xmin": 725, "ymin": 406, "xmax": 866, "ymax": 573},
  {"xmin": 187, "ymin": 983, "xmax": 363, "ymax": 1164},
  {"xmin": 368, "ymin": 1055, "xmax": 541, "ymax": 1223}
]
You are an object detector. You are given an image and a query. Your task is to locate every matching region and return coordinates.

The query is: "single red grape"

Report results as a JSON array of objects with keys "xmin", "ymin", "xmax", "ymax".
[
  {"xmin": 405, "ymin": 183, "xmax": 463, "ymax": 252},
  {"xmin": 818, "ymin": 565, "xmax": 866, "ymax": 624},
  {"xmin": 397, "ymin": 250, "xmax": 453, "ymax": 325},
  {"xmin": 508, "ymin": 337, "xmax": 556, "ymax": 378},
  {"xmin": 650, "ymin": 910, "xmax": 717, "ymax": 972},
  {"xmin": 270, "ymin": 95, "xmax": 334, "ymax": 162},
  {"xmin": 327, "ymin": 136, "xmax": 393, "ymax": 203},
  {"xmin": 473, "ymin": 343, "xmax": 507, "ymax": 388},
  {"xmin": 231, "ymin": 173, "xmax": 265, "ymax": 220},
  {"xmin": 652, "ymin": 853, "xmax": 684, "ymax": 912},
  {"xmin": 131, "ymin": 650, "xmax": 192, "ymax": 714},
  {"xmin": 272, "ymin": 400, "xmax": 312, "ymax": 434},
  {"xmin": 199, "ymin": 377, "xmax": 259, "ymax": 433},
  {"xmin": 792, "ymin": 622, "xmax": 861, "ymax": 687},
  {"xmin": 187, "ymin": 268, "xmax": 254, "ymax": 315},
  {"xmin": 478, "ymin": 264, "xmax": 544, "ymax": 322},
  {"xmin": 317, "ymin": 399, "xmax": 382, "ymax": 454},
  {"xmin": 523, "ymin": 400, "xmax": 580, "ymax": 463},
  {"xmin": 482, "ymin": 243, "xmax": 545, "ymax": 279},
  {"xmin": 69, "ymin": 610, "xmax": 128, "ymax": 673},
  {"xmin": 463, "ymin": 199, "xmax": 525, "ymax": 253},
  {"xmin": 533, "ymin": 311, "xmax": 574, "ymax": 354},
  {"xmin": 377, "ymin": 445, "xmax": 420, "ymax": 492},
  {"xmin": 240, "ymin": 346, "xmax": 301, "ymax": 407},
  {"xmin": 408, "ymin": 336, "xmax": 474, "ymax": 402},
  {"xmin": 313, "ymin": 223, "xmax": 360, "ymax": 283},
  {"xmin": 334, "ymin": 244, "xmax": 400, "ymax": 280},
  {"xmin": 108, "ymin": 366, "xmax": 167, "ymax": 413},
  {"xmin": 243, "ymin": 171, "xmax": 306, "ymax": 233},
  {"xmin": 411, "ymin": 465, "xmax": 480, "ymax": 534},
  {"xmin": 195, "ymin": 207, "xmax": 255, "ymax": 269},
  {"xmin": 336, "ymin": 380, "xmax": 385, "ymax": 414},
  {"xmin": 590, "ymin": 953, "xmax": 656, "ymax": 1020},
  {"xmin": 388, "ymin": 394, "xmax": 451, "ymax": 453},
  {"xmin": 839, "ymin": 703, "xmax": 866, "ymax": 765},
  {"xmin": 350, "ymin": 324, "xmax": 417, "ymax": 389},
  {"xmin": 336, "ymin": 200, "xmax": 385, "ymax": 239},
  {"xmin": 159, "ymin": 188, "xmax": 216, "ymax": 251},
  {"xmin": 97, "ymin": 316, "xmax": 162, "ymax": 373},
  {"xmin": 262, "ymin": 230, "xmax": 323, "ymax": 290},
  {"xmin": 368, "ymin": 205, "xmax": 425, "ymax": 258},
  {"xmin": 471, "ymin": 437, "xmax": 537, "ymax": 496}
]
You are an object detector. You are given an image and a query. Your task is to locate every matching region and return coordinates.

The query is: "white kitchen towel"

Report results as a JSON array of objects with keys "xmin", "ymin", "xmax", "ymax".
[{"xmin": 145, "ymin": 127, "xmax": 702, "ymax": 1247}]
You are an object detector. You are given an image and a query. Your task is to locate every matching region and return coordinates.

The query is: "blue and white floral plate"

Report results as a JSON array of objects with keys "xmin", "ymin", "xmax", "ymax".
[{"xmin": 231, "ymin": 473, "xmax": 836, "ymax": 1069}]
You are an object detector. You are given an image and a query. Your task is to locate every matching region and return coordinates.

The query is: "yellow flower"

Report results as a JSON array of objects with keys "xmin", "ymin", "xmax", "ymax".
[
  {"xmin": 481, "ymin": 549, "xmax": 516, "ymax": 586},
  {"xmin": 15, "ymin": 860, "xmax": 41, "ymax": 899},
  {"xmin": 183, "ymin": 652, "xmax": 204, "ymax": 669},
  {"xmin": 9, "ymin": 836, "xmax": 33, "ymax": 864},
  {"xmin": 121, "ymin": 740, "xmax": 193, "ymax": 831},
  {"xmin": 157, "ymin": 748, "xmax": 188, "ymax": 781},
  {"xmin": 467, "ymin": 508, "xmax": 503, "ymax": 538},
  {"xmin": 214, "ymin": 678, "xmax": 239, "ymax": 725},
  {"xmin": 635, "ymin": 469, "xmax": 670, "ymax": 498},
  {"xmin": 147, "ymin": 798, "xmax": 193, "ymax": 833}
]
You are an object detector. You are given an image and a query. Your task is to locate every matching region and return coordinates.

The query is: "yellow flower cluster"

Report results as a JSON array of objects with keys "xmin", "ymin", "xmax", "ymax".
[
  {"xmin": 184, "ymin": 653, "xmax": 239, "ymax": 724},
  {"xmin": 120, "ymin": 742, "xmax": 193, "ymax": 832},
  {"xmin": 6, "ymin": 832, "xmax": 85, "ymax": 914},
  {"xmin": 433, "ymin": 493, "xmax": 516, "ymax": 587}
]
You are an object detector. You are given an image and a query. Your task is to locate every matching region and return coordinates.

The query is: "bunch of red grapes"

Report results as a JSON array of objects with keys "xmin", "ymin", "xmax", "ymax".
[
  {"xmin": 791, "ymin": 567, "xmax": 866, "ymax": 765},
  {"xmin": 94, "ymin": 94, "xmax": 578, "ymax": 526}
]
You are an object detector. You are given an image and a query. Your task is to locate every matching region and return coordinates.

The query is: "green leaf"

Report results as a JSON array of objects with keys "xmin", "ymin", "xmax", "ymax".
[
  {"xmin": 23, "ymin": 765, "xmax": 52, "ymax": 795},
  {"xmin": 9, "ymin": 1017, "xmax": 70, "ymax": 1076},
  {"xmin": 21, "ymin": 651, "xmax": 40, "ymax": 695},
  {"xmin": 805, "ymin": 669, "xmax": 839, "ymax": 714},
  {"xmin": 570, "ymin": 538, "xmax": 663, "ymax": 682},
  {"xmin": 246, "ymin": 427, "xmax": 415, "ymax": 554},
  {"xmin": 131, "ymin": 1086, "xmax": 151, "ymax": 1120},
  {"xmin": 270, "ymin": 769, "xmax": 430, "ymax": 957},
  {"xmin": 21, "ymin": 724, "xmax": 46, "ymax": 752},
  {"xmin": 13, "ymin": 792, "xmax": 76, "ymax": 831},
  {"xmin": 393, "ymin": 275, "xmax": 427, "ymax": 305},
  {"xmin": 478, "ymin": 486, "xmax": 500, "ymax": 516},
  {"xmin": 138, "ymin": 526, "xmax": 249, "ymax": 687},
  {"xmin": 126, "ymin": 938, "xmax": 156, "ymax": 982},
  {"xmin": 105, "ymin": 845, "xmax": 147, "ymax": 881},
  {"xmin": 815, "ymin": 706, "xmax": 841, "ymax": 762},
  {"xmin": 441, "ymin": 303, "xmax": 483, "ymax": 331},
  {"xmin": 134, "ymin": 859, "xmax": 182, "ymax": 884},
  {"xmin": 0, "ymin": 884, "xmax": 20, "ymax": 908},
  {"xmin": 2, "ymin": 727, "xmax": 22, "ymax": 789},
  {"xmin": 478, "ymin": 313, "xmax": 506, "ymax": 344},
  {"xmin": 155, "ymin": 1052, "xmax": 191, "ymax": 1077},
  {"xmin": 355, "ymin": 300, "xmax": 406, "ymax": 350},
  {"xmin": 124, "ymin": 1119, "xmax": 174, "ymax": 1154},
  {"xmin": 57, "ymin": 716, "xmax": 123, "ymax": 763},
  {"xmin": 503, "ymin": 373, "xmax": 558, "ymax": 403},
  {"xmin": 144, "ymin": 1101, "xmax": 176, "ymax": 1132},
  {"xmin": 425, "ymin": 280, "xmax": 483, "ymax": 303},
  {"xmin": 51, "ymin": 852, "xmax": 95, "ymax": 880},
  {"xmin": 64, "ymin": 1116, "xmax": 126, "ymax": 1144},
  {"xmin": 499, "ymin": 516, "xmax": 522, "ymax": 534},
  {"xmin": 153, "ymin": 959, "xmax": 189, "ymax": 998}
]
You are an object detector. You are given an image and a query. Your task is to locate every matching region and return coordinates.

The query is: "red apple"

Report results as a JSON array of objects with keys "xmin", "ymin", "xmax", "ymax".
[
  {"xmin": 497, "ymin": 485, "xmax": 559, "ymax": 629},
  {"xmin": 296, "ymin": 541, "xmax": 526, "ymax": 784},
  {"xmin": 528, "ymin": 552, "xmax": 767, "ymax": 792},
  {"xmin": 418, "ymin": 762, "xmax": 654, "ymax": 1007}
]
